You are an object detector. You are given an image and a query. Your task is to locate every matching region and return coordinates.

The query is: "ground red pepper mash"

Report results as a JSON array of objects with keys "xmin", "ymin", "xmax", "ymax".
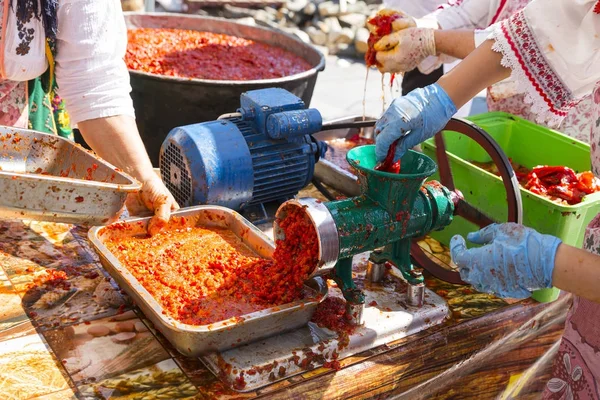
[
  {"xmin": 104, "ymin": 207, "xmax": 319, "ymax": 325},
  {"xmin": 126, "ymin": 28, "xmax": 312, "ymax": 81},
  {"xmin": 310, "ymin": 296, "xmax": 356, "ymax": 349}
]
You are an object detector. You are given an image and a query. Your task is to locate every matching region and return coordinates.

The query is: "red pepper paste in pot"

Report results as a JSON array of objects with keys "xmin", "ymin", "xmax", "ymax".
[
  {"xmin": 104, "ymin": 208, "xmax": 319, "ymax": 325},
  {"xmin": 126, "ymin": 28, "xmax": 312, "ymax": 81}
]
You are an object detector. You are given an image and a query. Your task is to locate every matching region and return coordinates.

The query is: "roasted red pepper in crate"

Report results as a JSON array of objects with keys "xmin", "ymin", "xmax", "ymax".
[
  {"xmin": 475, "ymin": 159, "xmax": 600, "ymax": 205},
  {"xmin": 520, "ymin": 166, "xmax": 600, "ymax": 205}
]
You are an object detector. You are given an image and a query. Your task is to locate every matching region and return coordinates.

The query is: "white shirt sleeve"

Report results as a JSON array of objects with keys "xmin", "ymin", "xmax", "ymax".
[
  {"xmin": 431, "ymin": 0, "xmax": 501, "ymax": 31},
  {"xmin": 382, "ymin": 0, "xmax": 448, "ymax": 18},
  {"xmin": 54, "ymin": 0, "xmax": 135, "ymax": 125},
  {"xmin": 474, "ymin": 25, "xmax": 497, "ymax": 47}
]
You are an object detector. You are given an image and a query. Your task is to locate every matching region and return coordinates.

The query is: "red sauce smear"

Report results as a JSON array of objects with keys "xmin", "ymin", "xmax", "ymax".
[
  {"xmin": 311, "ymin": 297, "xmax": 356, "ymax": 349},
  {"xmin": 85, "ymin": 163, "xmax": 98, "ymax": 181},
  {"xmin": 126, "ymin": 28, "xmax": 312, "ymax": 81},
  {"xmin": 365, "ymin": 13, "xmax": 400, "ymax": 84},
  {"xmin": 375, "ymin": 139, "xmax": 401, "ymax": 173},
  {"xmin": 104, "ymin": 207, "xmax": 319, "ymax": 325}
]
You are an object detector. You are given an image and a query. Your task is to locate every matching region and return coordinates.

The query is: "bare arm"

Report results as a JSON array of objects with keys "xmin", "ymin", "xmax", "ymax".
[
  {"xmin": 77, "ymin": 116, "xmax": 155, "ymax": 183},
  {"xmin": 78, "ymin": 116, "xmax": 178, "ymax": 234},
  {"xmin": 553, "ymin": 244, "xmax": 600, "ymax": 303},
  {"xmin": 433, "ymin": 29, "xmax": 476, "ymax": 60},
  {"xmin": 437, "ymin": 39, "xmax": 510, "ymax": 109}
]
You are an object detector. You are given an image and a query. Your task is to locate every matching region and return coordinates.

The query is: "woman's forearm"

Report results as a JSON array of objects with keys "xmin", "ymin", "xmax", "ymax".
[
  {"xmin": 437, "ymin": 39, "xmax": 510, "ymax": 109},
  {"xmin": 434, "ymin": 29, "xmax": 476, "ymax": 60},
  {"xmin": 77, "ymin": 116, "xmax": 155, "ymax": 182},
  {"xmin": 553, "ymin": 244, "xmax": 600, "ymax": 303}
]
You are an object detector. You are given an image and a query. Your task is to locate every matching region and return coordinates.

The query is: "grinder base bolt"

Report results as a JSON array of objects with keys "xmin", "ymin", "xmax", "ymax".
[
  {"xmin": 345, "ymin": 301, "xmax": 365, "ymax": 326},
  {"xmin": 366, "ymin": 260, "xmax": 386, "ymax": 283},
  {"xmin": 407, "ymin": 270, "xmax": 425, "ymax": 307}
]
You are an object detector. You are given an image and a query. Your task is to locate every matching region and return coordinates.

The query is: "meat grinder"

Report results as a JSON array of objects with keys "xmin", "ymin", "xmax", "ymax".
[
  {"xmin": 274, "ymin": 146, "xmax": 459, "ymax": 323},
  {"xmin": 275, "ymin": 132, "xmax": 523, "ymax": 325}
]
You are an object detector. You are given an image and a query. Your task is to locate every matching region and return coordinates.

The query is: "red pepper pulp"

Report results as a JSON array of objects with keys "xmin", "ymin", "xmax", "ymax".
[
  {"xmin": 365, "ymin": 13, "xmax": 400, "ymax": 84},
  {"xmin": 104, "ymin": 207, "xmax": 319, "ymax": 326},
  {"xmin": 126, "ymin": 28, "xmax": 311, "ymax": 81},
  {"xmin": 375, "ymin": 139, "xmax": 401, "ymax": 173},
  {"xmin": 311, "ymin": 297, "xmax": 356, "ymax": 349}
]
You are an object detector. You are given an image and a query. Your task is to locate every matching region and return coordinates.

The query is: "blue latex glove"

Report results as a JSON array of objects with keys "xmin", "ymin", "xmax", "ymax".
[
  {"xmin": 450, "ymin": 223, "xmax": 562, "ymax": 299},
  {"xmin": 374, "ymin": 83, "xmax": 456, "ymax": 162}
]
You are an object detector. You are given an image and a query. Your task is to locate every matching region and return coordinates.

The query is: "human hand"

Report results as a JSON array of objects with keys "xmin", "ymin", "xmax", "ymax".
[
  {"xmin": 366, "ymin": 9, "xmax": 416, "ymax": 34},
  {"xmin": 125, "ymin": 174, "xmax": 179, "ymax": 235},
  {"xmin": 374, "ymin": 83, "xmax": 456, "ymax": 162},
  {"xmin": 450, "ymin": 223, "xmax": 562, "ymax": 298},
  {"xmin": 375, "ymin": 28, "xmax": 436, "ymax": 74}
]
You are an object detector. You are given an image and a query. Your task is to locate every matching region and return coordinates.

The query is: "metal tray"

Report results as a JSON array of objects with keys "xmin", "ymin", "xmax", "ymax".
[
  {"xmin": 88, "ymin": 205, "xmax": 328, "ymax": 357},
  {"xmin": 0, "ymin": 126, "xmax": 141, "ymax": 225}
]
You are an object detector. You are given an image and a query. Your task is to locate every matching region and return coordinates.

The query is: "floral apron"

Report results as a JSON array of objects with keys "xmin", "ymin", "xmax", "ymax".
[
  {"xmin": 542, "ymin": 85, "xmax": 600, "ymax": 399},
  {"xmin": 0, "ymin": 0, "xmax": 70, "ymax": 138}
]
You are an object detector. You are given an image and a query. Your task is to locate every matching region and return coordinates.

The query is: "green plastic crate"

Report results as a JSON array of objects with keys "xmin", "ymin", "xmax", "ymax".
[{"xmin": 421, "ymin": 112, "xmax": 600, "ymax": 302}]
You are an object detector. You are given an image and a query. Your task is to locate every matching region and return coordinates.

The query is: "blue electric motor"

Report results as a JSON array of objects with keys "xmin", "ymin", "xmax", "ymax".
[{"xmin": 159, "ymin": 88, "xmax": 326, "ymax": 211}]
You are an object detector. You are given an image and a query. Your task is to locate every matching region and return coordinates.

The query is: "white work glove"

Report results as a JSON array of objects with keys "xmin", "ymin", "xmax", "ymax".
[
  {"xmin": 374, "ymin": 27, "xmax": 437, "ymax": 74},
  {"xmin": 125, "ymin": 174, "xmax": 179, "ymax": 236}
]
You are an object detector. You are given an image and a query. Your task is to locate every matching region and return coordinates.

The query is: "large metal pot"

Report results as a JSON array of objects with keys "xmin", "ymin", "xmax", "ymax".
[{"xmin": 125, "ymin": 13, "xmax": 326, "ymax": 165}]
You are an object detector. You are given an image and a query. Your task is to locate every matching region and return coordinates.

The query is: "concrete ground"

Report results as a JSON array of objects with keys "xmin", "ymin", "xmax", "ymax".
[{"xmin": 310, "ymin": 55, "xmax": 487, "ymax": 121}]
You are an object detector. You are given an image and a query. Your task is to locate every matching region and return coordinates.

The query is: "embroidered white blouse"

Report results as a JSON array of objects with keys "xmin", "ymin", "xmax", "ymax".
[{"xmin": 0, "ymin": 0, "xmax": 135, "ymax": 126}]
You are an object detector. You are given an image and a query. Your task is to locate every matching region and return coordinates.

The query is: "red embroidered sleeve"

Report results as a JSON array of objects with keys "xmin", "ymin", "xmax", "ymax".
[{"xmin": 490, "ymin": 10, "xmax": 579, "ymax": 125}]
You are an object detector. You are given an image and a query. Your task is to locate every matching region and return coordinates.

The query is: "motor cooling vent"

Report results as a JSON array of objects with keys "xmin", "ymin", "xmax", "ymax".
[{"xmin": 160, "ymin": 142, "xmax": 193, "ymax": 207}]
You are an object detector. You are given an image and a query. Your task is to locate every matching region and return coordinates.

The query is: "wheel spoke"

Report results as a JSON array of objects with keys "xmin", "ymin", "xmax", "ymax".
[
  {"xmin": 411, "ymin": 118, "xmax": 523, "ymax": 285},
  {"xmin": 455, "ymin": 199, "xmax": 496, "ymax": 227},
  {"xmin": 434, "ymin": 133, "xmax": 455, "ymax": 191}
]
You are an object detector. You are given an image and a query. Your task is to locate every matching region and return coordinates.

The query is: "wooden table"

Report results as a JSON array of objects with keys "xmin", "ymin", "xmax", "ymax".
[{"xmin": 0, "ymin": 215, "xmax": 568, "ymax": 399}]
